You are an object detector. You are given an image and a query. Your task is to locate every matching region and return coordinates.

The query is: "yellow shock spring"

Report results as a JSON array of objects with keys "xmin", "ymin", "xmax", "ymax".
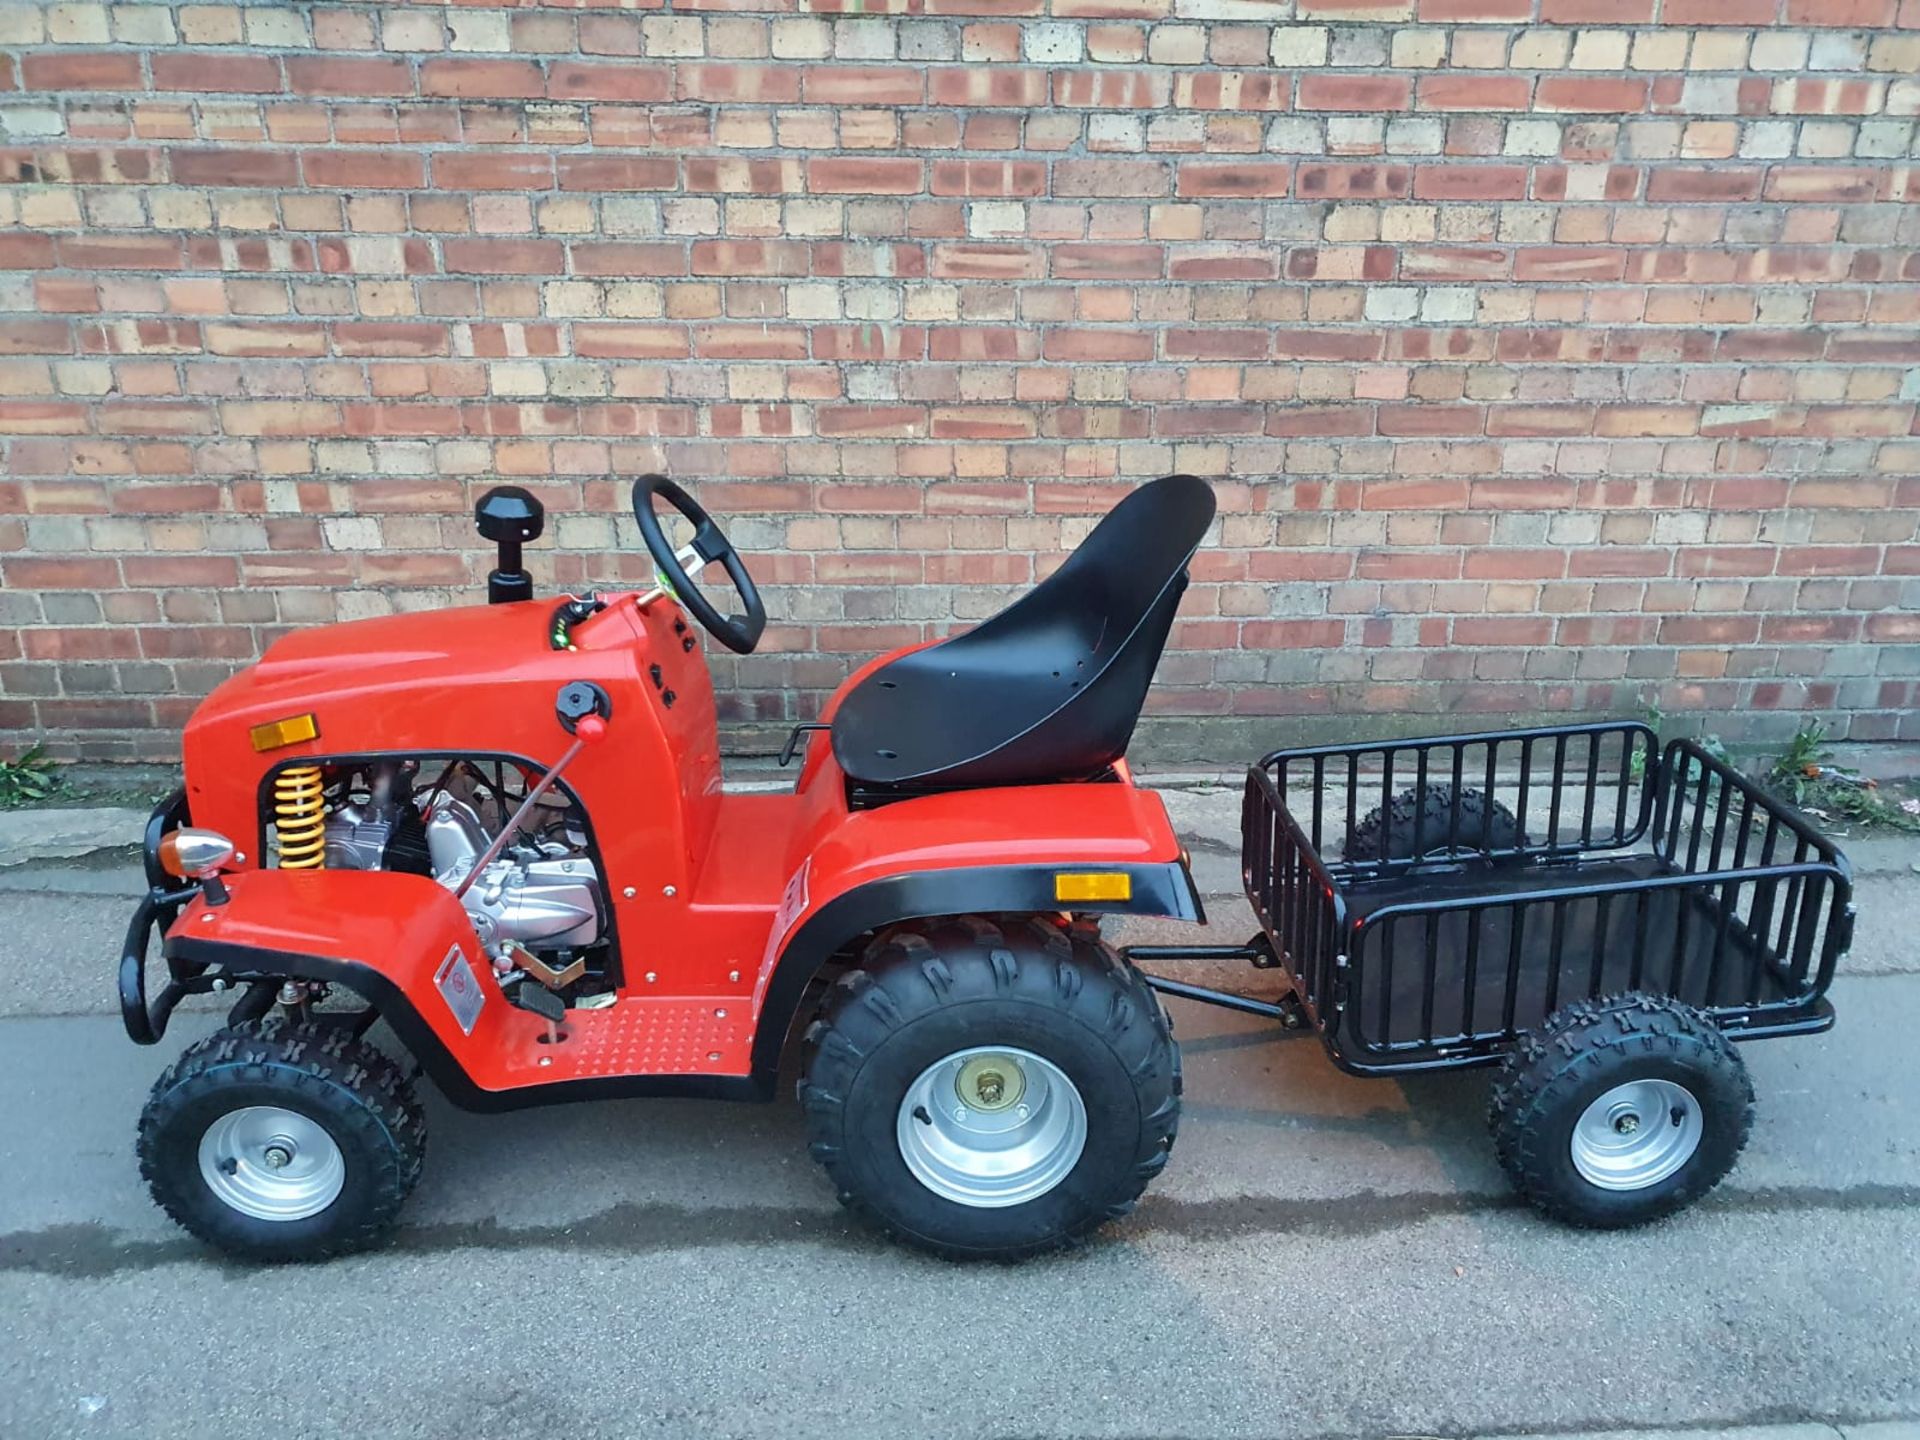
[{"xmin": 273, "ymin": 765, "xmax": 327, "ymax": 870}]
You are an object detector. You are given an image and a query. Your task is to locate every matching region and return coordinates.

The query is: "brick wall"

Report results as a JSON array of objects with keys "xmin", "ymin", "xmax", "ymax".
[{"xmin": 2, "ymin": 1, "xmax": 1918, "ymax": 764}]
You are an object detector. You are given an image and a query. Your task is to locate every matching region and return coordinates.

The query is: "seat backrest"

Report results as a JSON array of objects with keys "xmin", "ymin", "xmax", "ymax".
[{"xmin": 831, "ymin": 474, "xmax": 1217, "ymax": 789}]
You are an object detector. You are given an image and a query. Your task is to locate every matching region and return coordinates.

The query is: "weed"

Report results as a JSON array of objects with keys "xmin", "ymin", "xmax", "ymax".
[{"xmin": 0, "ymin": 745, "xmax": 62, "ymax": 808}]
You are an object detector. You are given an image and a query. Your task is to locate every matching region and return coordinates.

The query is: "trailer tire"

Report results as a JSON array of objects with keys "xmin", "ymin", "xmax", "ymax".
[
  {"xmin": 138, "ymin": 1017, "xmax": 425, "ymax": 1262},
  {"xmin": 799, "ymin": 915, "xmax": 1180, "ymax": 1261},
  {"xmin": 1489, "ymin": 992, "xmax": 1751, "ymax": 1228},
  {"xmin": 1345, "ymin": 782, "xmax": 1526, "ymax": 862}
]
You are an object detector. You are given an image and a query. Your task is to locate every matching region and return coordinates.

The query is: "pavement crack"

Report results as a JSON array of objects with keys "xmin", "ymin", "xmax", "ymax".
[{"xmin": 7, "ymin": 1181, "xmax": 1917, "ymax": 1279}]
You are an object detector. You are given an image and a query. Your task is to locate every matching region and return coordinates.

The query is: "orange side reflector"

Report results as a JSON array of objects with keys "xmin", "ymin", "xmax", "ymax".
[
  {"xmin": 250, "ymin": 713, "xmax": 319, "ymax": 752},
  {"xmin": 1054, "ymin": 872, "xmax": 1132, "ymax": 903}
]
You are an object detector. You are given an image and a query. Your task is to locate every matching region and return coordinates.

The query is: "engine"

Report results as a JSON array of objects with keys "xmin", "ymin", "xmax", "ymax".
[{"xmin": 293, "ymin": 757, "xmax": 608, "ymax": 985}]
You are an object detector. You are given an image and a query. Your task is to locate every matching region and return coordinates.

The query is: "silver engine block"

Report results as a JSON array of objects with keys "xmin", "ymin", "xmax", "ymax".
[
  {"xmin": 423, "ymin": 796, "xmax": 602, "ymax": 951},
  {"xmin": 321, "ymin": 780, "xmax": 602, "ymax": 953}
]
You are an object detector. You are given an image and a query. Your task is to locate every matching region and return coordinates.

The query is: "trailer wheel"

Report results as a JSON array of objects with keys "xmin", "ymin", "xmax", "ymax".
[
  {"xmin": 1489, "ymin": 992, "xmax": 1751, "ymax": 1228},
  {"xmin": 1345, "ymin": 782, "xmax": 1527, "ymax": 862},
  {"xmin": 138, "ymin": 1018, "xmax": 425, "ymax": 1262},
  {"xmin": 799, "ymin": 916, "xmax": 1180, "ymax": 1261}
]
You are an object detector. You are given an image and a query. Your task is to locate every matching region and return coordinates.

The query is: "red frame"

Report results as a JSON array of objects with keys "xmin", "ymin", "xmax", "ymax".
[{"xmin": 164, "ymin": 588, "xmax": 1193, "ymax": 1103}]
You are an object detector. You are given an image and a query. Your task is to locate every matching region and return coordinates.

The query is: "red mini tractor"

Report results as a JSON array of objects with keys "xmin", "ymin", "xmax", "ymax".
[{"xmin": 121, "ymin": 473, "xmax": 1853, "ymax": 1261}]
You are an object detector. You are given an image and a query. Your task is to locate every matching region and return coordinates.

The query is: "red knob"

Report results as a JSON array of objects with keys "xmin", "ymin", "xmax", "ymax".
[{"xmin": 575, "ymin": 714, "xmax": 608, "ymax": 743}]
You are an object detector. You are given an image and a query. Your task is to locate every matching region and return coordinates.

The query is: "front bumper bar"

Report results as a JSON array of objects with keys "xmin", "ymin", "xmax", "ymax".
[{"xmin": 118, "ymin": 787, "xmax": 200, "ymax": 1044}]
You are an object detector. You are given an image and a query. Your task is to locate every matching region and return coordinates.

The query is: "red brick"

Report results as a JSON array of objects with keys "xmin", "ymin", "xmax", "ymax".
[
  {"xmin": 1053, "ymin": 160, "xmax": 1170, "ymax": 198},
  {"xmin": 0, "ymin": 234, "xmax": 56, "ymax": 270},
  {"xmin": 1042, "ymin": 330, "xmax": 1155, "ymax": 361},
  {"xmin": 805, "ymin": 158, "xmax": 924, "ymax": 195},
  {"xmin": 929, "ymin": 68, "xmax": 1049, "ymax": 107},
  {"xmin": 1412, "ymin": 164, "xmax": 1531, "ymax": 200},
  {"xmin": 1051, "ymin": 244, "xmax": 1164, "ymax": 280},
  {"xmin": 170, "ymin": 148, "xmax": 299, "ymax": 187},
  {"xmin": 441, "ymin": 239, "xmax": 567, "ymax": 275},
  {"xmin": 677, "ymin": 64, "xmax": 802, "ymax": 105},
  {"xmin": 1785, "ymin": 0, "xmax": 1893, "ymax": 18},
  {"xmin": 1175, "ymin": 162, "xmax": 1291, "ymax": 198},
  {"xmin": 803, "ymin": 66, "xmax": 925, "ymax": 105},
  {"xmin": 21, "ymin": 54, "xmax": 142, "ymax": 90},
  {"xmin": 1297, "ymin": 75, "xmax": 1414, "ymax": 112},
  {"xmin": 547, "ymin": 62, "xmax": 672, "ymax": 103},
  {"xmin": 1535, "ymin": 78, "xmax": 1649, "ymax": 113},
  {"xmin": 285, "ymin": 57, "xmax": 412, "ymax": 98},
  {"xmin": 150, "ymin": 53, "xmax": 283, "ymax": 94},
  {"xmin": 930, "ymin": 161, "xmax": 1047, "ymax": 197},
  {"xmin": 1645, "ymin": 168, "xmax": 1765, "ymax": 202},
  {"xmin": 302, "ymin": 150, "xmax": 424, "ymax": 189},
  {"xmin": 557, "ymin": 156, "xmax": 678, "ymax": 191},
  {"xmin": 433, "ymin": 153, "xmax": 554, "ymax": 191},
  {"xmin": 420, "ymin": 59, "xmax": 545, "ymax": 99},
  {"xmin": 1419, "ymin": 76, "xmax": 1532, "ymax": 111}
]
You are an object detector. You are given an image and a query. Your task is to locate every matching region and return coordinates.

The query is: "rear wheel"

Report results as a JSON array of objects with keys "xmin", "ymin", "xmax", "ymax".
[
  {"xmin": 800, "ymin": 916, "xmax": 1180, "ymax": 1260},
  {"xmin": 138, "ymin": 1018, "xmax": 425, "ymax": 1262},
  {"xmin": 1489, "ymin": 992, "xmax": 1752, "ymax": 1228}
]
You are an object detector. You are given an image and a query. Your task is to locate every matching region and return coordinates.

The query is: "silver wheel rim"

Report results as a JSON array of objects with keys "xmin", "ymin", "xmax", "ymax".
[
  {"xmin": 1570, "ymin": 1079, "xmax": 1703, "ymax": 1191},
  {"xmin": 197, "ymin": 1106, "xmax": 346, "ymax": 1222},
  {"xmin": 895, "ymin": 1046, "xmax": 1088, "ymax": 1208}
]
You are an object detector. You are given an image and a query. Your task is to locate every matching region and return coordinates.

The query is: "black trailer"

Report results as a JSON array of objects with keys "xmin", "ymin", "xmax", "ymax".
[{"xmin": 1132, "ymin": 721, "xmax": 1854, "ymax": 1227}]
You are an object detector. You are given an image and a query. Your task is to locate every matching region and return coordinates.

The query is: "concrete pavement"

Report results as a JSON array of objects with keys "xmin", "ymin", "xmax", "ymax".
[{"xmin": 0, "ymin": 782, "xmax": 1916, "ymax": 1439}]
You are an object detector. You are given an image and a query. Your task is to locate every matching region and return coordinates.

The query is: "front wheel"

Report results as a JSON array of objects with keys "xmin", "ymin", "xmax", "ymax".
[
  {"xmin": 1489, "ymin": 992, "xmax": 1752, "ymax": 1228},
  {"xmin": 800, "ymin": 916, "xmax": 1180, "ymax": 1261},
  {"xmin": 138, "ymin": 1018, "xmax": 426, "ymax": 1262}
]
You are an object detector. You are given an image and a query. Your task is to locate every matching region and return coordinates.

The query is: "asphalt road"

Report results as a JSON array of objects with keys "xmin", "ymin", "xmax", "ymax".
[{"xmin": 1, "ymin": 806, "xmax": 1918, "ymax": 1440}]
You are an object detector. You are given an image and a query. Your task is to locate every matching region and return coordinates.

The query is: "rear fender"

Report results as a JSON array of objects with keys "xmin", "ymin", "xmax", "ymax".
[
  {"xmin": 159, "ymin": 868, "xmax": 514, "ymax": 1105},
  {"xmin": 749, "ymin": 780, "xmax": 1203, "ymax": 1078}
]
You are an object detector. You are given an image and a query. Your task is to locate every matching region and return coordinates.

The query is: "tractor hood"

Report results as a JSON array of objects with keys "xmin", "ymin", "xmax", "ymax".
[{"xmin": 181, "ymin": 598, "xmax": 636, "ymax": 774}]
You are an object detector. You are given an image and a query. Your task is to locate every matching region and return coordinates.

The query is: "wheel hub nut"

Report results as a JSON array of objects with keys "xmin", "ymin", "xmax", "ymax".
[
  {"xmin": 263, "ymin": 1144, "xmax": 293, "ymax": 1170},
  {"xmin": 1614, "ymin": 1113, "xmax": 1640, "ymax": 1136},
  {"xmin": 955, "ymin": 1053, "xmax": 1026, "ymax": 1113}
]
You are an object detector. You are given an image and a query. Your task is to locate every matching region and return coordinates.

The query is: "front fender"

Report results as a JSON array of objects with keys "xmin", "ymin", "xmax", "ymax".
[
  {"xmin": 749, "ymin": 780, "xmax": 1203, "ymax": 1078},
  {"xmin": 158, "ymin": 869, "xmax": 516, "ymax": 1105}
]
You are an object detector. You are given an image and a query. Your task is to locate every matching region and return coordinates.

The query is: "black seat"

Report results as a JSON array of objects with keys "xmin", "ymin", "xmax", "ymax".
[{"xmin": 831, "ymin": 474, "xmax": 1217, "ymax": 790}]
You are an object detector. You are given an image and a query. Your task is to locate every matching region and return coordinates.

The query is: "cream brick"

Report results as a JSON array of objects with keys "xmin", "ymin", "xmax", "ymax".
[
  {"xmin": 1569, "ymin": 30, "xmax": 1630, "ymax": 71},
  {"xmin": 1088, "ymin": 114, "xmax": 1146, "ymax": 151},
  {"xmin": 244, "ymin": 8, "xmax": 309, "ymax": 47},
  {"xmin": 111, "ymin": 5, "xmax": 177, "ymax": 44},
  {"xmin": 1391, "ymin": 29, "xmax": 1447, "ymax": 68},
  {"xmin": 968, "ymin": 201, "xmax": 1026, "ymax": 239},
  {"xmin": 178, "ymin": 6, "xmax": 241, "ymax": 44},
  {"xmin": 1809, "ymin": 31, "xmax": 1868, "ymax": 71},
  {"xmin": 1381, "ymin": 204, "xmax": 1437, "ymax": 241},
  {"xmin": 1324, "ymin": 204, "xmax": 1378, "ymax": 242},
  {"xmin": 489, "ymin": 362, "xmax": 548, "ymax": 396},
  {"xmin": 1270, "ymin": 25, "xmax": 1329, "ymax": 68},
  {"xmin": 1751, "ymin": 30, "xmax": 1811, "ymax": 71},
  {"xmin": 322, "ymin": 517, "xmax": 383, "ymax": 550},
  {"xmin": 1739, "ymin": 120, "xmax": 1796, "ymax": 159},
  {"xmin": 771, "ymin": 18, "xmax": 831, "ymax": 59},
  {"xmin": 605, "ymin": 282, "xmax": 664, "ymax": 318},
  {"xmin": 1505, "ymin": 120, "xmax": 1561, "ymax": 158},
  {"xmin": 381, "ymin": 11, "xmax": 445, "ymax": 52},
  {"xmin": 834, "ymin": 18, "xmax": 895, "ymax": 60},
  {"xmin": 1630, "ymin": 30, "xmax": 1688, "ymax": 71},
  {"xmin": 1023, "ymin": 22, "xmax": 1083, "ymax": 63},
  {"xmin": 448, "ymin": 12, "xmax": 510, "ymax": 52},
  {"xmin": 642, "ymin": 16, "xmax": 704, "ymax": 57},
  {"xmin": 1502, "ymin": 30, "xmax": 1563, "ymax": 70},
  {"xmin": 1689, "ymin": 31, "xmax": 1748, "ymax": 71},
  {"xmin": 47, "ymin": 4, "xmax": 110, "ymax": 44},
  {"xmin": 1147, "ymin": 24, "xmax": 1206, "ymax": 65},
  {"xmin": 0, "ymin": 8, "xmax": 45, "ymax": 43},
  {"xmin": 1867, "ymin": 34, "xmax": 1920, "ymax": 74},
  {"xmin": 542, "ymin": 281, "xmax": 602, "ymax": 318},
  {"xmin": 1364, "ymin": 287, "xmax": 1417, "ymax": 323}
]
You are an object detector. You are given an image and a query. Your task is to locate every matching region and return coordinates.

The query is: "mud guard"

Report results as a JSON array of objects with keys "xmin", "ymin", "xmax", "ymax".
[
  {"xmin": 749, "ymin": 776, "xmax": 1204, "ymax": 1081},
  {"xmin": 144, "ymin": 869, "xmax": 718, "ymax": 1111}
]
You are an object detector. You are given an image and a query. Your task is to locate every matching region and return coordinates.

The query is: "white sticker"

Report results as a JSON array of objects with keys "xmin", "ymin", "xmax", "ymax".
[
  {"xmin": 763, "ymin": 858, "xmax": 811, "ymax": 967},
  {"xmin": 433, "ymin": 944, "xmax": 486, "ymax": 1036}
]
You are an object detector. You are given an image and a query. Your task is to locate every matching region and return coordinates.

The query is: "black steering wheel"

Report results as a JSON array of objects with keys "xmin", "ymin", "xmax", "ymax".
[{"xmin": 630, "ymin": 475, "xmax": 766, "ymax": 655}]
